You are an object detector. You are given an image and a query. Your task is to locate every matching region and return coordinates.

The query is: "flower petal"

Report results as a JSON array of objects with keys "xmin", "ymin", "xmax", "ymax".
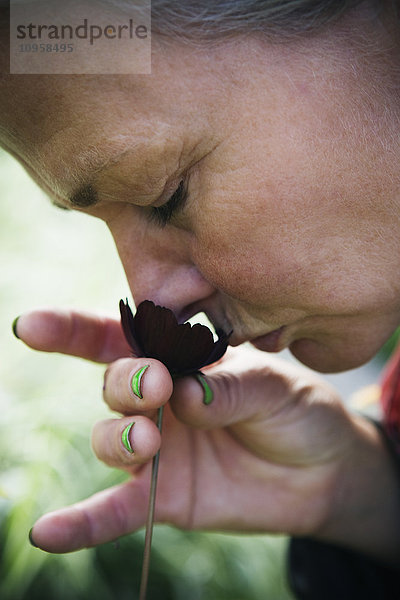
[
  {"xmin": 119, "ymin": 299, "xmax": 231, "ymax": 376},
  {"xmin": 119, "ymin": 299, "xmax": 144, "ymax": 357},
  {"xmin": 166, "ymin": 322, "xmax": 215, "ymax": 374},
  {"xmin": 202, "ymin": 328, "xmax": 232, "ymax": 368}
]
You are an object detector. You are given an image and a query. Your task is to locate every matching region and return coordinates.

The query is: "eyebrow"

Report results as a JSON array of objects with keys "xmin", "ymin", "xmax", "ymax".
[{"xmin": 68, "ymin": 183, "xmax": 99, "ymax": 208}]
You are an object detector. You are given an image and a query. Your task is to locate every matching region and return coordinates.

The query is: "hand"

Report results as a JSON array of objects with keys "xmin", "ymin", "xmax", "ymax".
[{"xmin": 15, "ymin": 309, "xmax": 400, "ymax": 564}]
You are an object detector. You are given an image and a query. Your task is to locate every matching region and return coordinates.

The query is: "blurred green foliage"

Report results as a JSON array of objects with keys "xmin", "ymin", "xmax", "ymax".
[
  {"xmin": 378, "ymin": 328, "xmax": 400, "ymax": 362},
  {"xmin": 0, "ymin": 150, "xmax": 293, "ymax": 599}
]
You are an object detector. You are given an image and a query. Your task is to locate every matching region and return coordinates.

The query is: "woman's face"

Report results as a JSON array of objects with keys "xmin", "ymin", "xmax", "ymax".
[{"xmin": 2, "ymin": 28, "xmax": 400, "ymax": 372}]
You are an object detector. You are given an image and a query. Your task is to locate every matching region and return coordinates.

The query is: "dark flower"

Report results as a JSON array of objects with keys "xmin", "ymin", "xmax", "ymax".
[{"xmin": 119, "ymin": 299, "xmax": 231, "ymax": 377}]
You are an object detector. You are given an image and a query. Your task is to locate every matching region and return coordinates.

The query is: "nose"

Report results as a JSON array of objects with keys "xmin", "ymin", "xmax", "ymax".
[{"xmin": 109, "ymin": 215, "xmax": 216, "ymax": 321}]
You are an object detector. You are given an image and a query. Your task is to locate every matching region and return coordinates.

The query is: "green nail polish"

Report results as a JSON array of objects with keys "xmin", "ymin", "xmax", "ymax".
[
  {"xmin": 122, "ymin": 422, "xmax": 135, "ymax": 453},
  {"xmin": 131, "ymin": 364, "xmax": 149, "ymax": 399},
  {"xmin": 12, "ymin": 316, "xmax": 20, "ymax": 339},
  {"xmin": 195, "ymin": 372, "xmax": 213, "ymax": 405},
  {"xmin": 28, "ymin": 527, "xmax": 38, "ymax": 548}
]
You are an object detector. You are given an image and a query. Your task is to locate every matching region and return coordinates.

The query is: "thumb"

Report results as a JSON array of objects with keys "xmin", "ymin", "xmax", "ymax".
[
  {"xmin": 29, "ymin": 477, "xmax": 150, "ymax": 553},
  {"xmin": 170, "ymin": 348, "xmax": 298, "ymax": 430}
]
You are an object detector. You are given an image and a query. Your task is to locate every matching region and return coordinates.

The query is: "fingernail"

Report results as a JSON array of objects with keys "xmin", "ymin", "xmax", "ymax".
[
  {"xmin": 28, "ymin": 527, "xmax": 38, "ymax": 548},
  {"xmin": 121, "ymin": 422, "xmax": 135, "ymax": 454},
  {"xmin": 12, "ymin": 316, "xmax": 20, "ymax": 339},
  {"xmin": 131, "ymin": 364, "xmax": 149, "ymax": 399},
  {"xmin": 103, "ymin": 368, "xmax": 109, "ymax": 392},
  {"xmin": 195, "ymin": 372, "xmax": 213, "ymax": 405}
]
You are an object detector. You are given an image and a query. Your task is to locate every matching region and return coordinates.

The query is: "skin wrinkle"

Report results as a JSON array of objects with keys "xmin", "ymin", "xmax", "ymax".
[
  {"xmin": 194, "ymin": 429, "xmax": 236, "ymax": 527},
  {"xmin": 39, "ymin": 89, "xmax": 190, "ymax": 198},
  {"xmin": 218, "ymin": 367, "xmax": 326, "ymax": 462},
  {"xmin": 40, "ymin": 311, "xmax": 119, "ymax": 363},
  {"xmin": 107, "ymin": 486, "xmax": 135, "ymax": 537},
  {"xmin": 90, "ymin": 130, "xmax": 219, "ymax": 213},
  {"xmin": 79, "ymin": 503, "xmax": 98, "ymax": 549},
  {"xmin": 67, "ymin": 311, "xmax": 122, "ymax": 362},
  {"xmin": 96, "ymin": 317, "xmax": 122, "ymax": 364},
  {"xmin": 68, "ymin": 135, "xmax": 163, "ymax": 195},
  {"xmin": 196, "ymin": 426, "xmax": 324, "ymax": 533}
]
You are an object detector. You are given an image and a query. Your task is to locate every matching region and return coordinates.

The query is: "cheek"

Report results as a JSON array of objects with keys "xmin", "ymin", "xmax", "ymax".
[
  {"xmin": 190, "ymin": 203, "xmax": 391, "ymax": 318},
  {"xmin": 195, "ymin": 245, "xmax": 262, "ymax": 301},
  {"xmin": 191, "ymin": 213, "xmax": 294, "ymax": 306}
]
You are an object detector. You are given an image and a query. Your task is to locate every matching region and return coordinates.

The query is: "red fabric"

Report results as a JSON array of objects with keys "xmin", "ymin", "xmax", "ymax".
[{"xmin": 380, "ymin": 345, "xmax": 400, "ymax": 451}]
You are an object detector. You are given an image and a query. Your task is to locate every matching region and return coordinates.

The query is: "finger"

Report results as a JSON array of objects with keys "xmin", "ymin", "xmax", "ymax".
[
  {"xmin": 103, "ymin": 358, "xmax": 173, "ymax": 415},
  {"xmin": 91, "ymin": 416, "xmax": 161, "ymax": 468},
  {"xmin": 170, "ymin": 351, "xmax": 307, "ymax": 430},
  {"xmin": 29, "ymin": 478, "xmax": 150, "ymax": 553},
  {"xmin": 170, "ymin": 372, "xmax": 260, "ymax": 429},
  {"xmin": 14, "ymin": 309, "xmax": 130, "ymax": 363}
]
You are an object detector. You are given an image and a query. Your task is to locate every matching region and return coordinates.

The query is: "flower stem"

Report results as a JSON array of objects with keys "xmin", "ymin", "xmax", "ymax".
[{"xmin": 138, "ymin": 405, "xmax": 164, "ymax": 600}]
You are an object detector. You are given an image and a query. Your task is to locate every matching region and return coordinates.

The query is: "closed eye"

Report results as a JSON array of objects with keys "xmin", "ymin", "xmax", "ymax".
[{"xmin": 149, "ymin": 180, "xmax": 188, "ymax": 227}]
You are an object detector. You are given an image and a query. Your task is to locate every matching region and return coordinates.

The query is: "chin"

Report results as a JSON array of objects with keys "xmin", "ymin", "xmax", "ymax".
[{"xmin": 288, "ymin": 338, "xmax": 380, "ymax": 374}]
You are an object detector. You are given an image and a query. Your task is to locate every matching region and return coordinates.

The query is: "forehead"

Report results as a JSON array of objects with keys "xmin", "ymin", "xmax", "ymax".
[
  {"xmin": 3, "ymin": 28, "xmax": 395, "ymax": 207},
  {"xmin": 6, "ymin": 71, "xmax": 212, "ymax": 204},
  {"xmin": 5, "ymin": 38, "xmax": 255, "ymax": 204}
]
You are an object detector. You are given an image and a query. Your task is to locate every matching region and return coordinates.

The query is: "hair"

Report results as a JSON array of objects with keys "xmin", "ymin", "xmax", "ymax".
[
  {"xmin": 105, "ymin": 0, "xmax": 384, "ymax": 41},
  {"xmin": 153, "ymin": 0, "xmax": 365, "ymax": 38}
]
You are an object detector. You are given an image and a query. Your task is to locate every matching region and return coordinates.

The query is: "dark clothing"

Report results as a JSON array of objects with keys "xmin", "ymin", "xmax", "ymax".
[{"xmin": 288, "ymin": 534, "xmax": 399, "ymax": 599}]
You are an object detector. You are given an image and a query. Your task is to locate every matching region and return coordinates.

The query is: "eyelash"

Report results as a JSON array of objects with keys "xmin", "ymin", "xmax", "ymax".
[{"xmin": 149, "ymin": 180, "xmax": 188, "ymax": 227}]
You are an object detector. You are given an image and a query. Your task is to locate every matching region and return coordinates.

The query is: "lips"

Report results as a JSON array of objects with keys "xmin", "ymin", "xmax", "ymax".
[{"xmin": 250, "ymin": 326, "xmax": 286, "ymax": 353}]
